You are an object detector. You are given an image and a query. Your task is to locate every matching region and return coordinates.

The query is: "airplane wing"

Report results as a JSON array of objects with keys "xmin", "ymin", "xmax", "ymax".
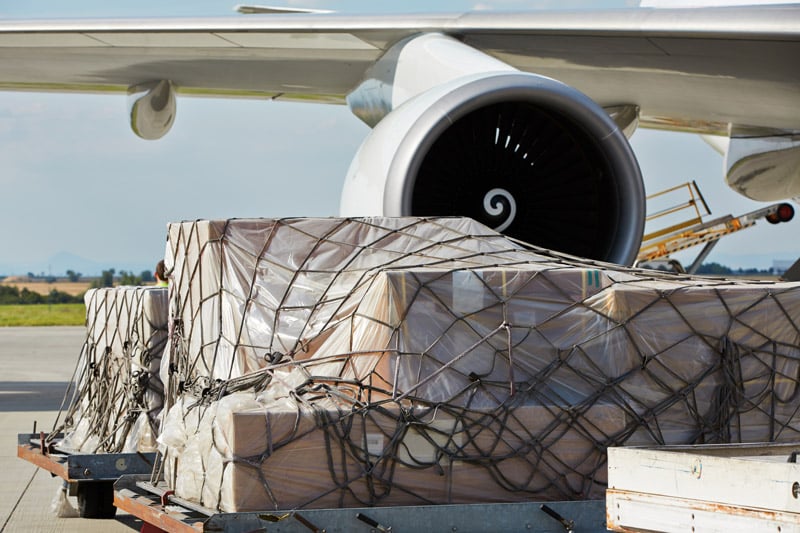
[
  {"xmin": 0, "ymin": 6, "xmax": 797, "ymax": 133},
  {"xmin": 0, "ymin": 5, "xmax": 797, "ymax": 266}
]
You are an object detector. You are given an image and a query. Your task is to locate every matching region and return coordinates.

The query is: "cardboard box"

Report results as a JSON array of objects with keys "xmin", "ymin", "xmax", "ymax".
[
  {"xmin": 158, "ymin": 217, "xmax": 800, "ymax": 510},
  {"xmin": 202, "ymin": 401, "xmax": 623, "ymax": 511},
  {"xmin": 60, "ymin": 286, "xmax": 168, "ymax": 453},
  {"xmin": 162, "ymin": 218, "xmax": 614, "ymax": 394}
]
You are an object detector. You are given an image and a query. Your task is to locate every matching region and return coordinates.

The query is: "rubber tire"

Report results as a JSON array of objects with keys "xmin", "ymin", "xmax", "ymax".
[{"xmin": 77, "ymin": 481, "xmax": 117, "ymax": 519}]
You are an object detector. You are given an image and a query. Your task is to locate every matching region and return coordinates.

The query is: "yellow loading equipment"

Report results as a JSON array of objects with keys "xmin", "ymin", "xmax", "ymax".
[{"xmin": 636, "ymin": 181, "xmax": 794, "ymax": 274}]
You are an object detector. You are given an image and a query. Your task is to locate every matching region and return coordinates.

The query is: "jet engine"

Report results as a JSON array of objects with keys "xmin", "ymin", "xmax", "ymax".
[{"xmin": 341, "ymin": 70, "xmax": 645, "ymax": 265}]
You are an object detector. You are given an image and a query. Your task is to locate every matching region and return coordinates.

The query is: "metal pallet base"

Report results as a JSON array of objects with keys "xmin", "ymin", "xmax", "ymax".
[{"xmin": 114, "ymin": 475, "xmax": 607, "ymax": 533}]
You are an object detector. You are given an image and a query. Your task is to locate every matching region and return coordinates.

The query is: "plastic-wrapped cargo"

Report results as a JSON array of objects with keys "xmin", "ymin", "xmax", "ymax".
[
  {"xmin": 160, "ymin": 217, "xmax": 548, "ymax": 391},
  {"xmin": 158, "ymin": 217, "xmax": 800, "ymax": 511},
  {"xmin": 56, "ymin": 286, "xmax": 168, "ymax": 453}
]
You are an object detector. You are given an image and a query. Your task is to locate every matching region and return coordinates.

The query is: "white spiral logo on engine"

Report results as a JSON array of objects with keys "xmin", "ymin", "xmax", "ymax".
[{"xmin": 483, "ymin": 188, "xmax": 517, "ymax": 233}]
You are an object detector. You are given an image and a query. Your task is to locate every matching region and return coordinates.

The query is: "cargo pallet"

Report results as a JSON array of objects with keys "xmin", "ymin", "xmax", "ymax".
[
  {"xmin": 17, "ymin": 431, "xmax": 157, "ymax": 519},
  {"xmin": 113, "ymin": 474, "xmax": 607, "ymax": 533}
]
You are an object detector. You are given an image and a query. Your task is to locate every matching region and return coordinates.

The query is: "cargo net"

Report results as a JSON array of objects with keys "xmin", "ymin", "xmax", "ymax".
[
  {"xmin": 53, "ymin": 286, "xmax": 168, "ymax": 453},
  {"xmin": 157, "ymin": 217, "xmax": 800, "ymax": 512}
]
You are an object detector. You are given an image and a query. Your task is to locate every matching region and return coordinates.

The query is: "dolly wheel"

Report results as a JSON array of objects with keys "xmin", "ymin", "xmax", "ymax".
[{"xmin": 77, "ymin": 481, "xmax": 117, "ymax": 519}]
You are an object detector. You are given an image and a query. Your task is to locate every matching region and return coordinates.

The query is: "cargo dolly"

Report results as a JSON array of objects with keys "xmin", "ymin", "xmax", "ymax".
[
  {"xmin": 113, "ymin": 474, "xmax": 607, "ymax": 533},
  {"xmin": 17, "ymin": 428, "xmax": 156, "ymax": 519}
]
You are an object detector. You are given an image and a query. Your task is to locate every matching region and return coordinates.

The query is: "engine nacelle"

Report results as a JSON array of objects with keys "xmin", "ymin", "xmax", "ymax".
[
  {"xmin": 725, "ymin": 131, "xmax": 800, "ymax": 202},
  {"xmin": 341, "ymin": 71, "xmax": 645, "ymax": 265},
  {"xmin": 128, "ymin": 80, "xmax": 176, "ymax": 140}
]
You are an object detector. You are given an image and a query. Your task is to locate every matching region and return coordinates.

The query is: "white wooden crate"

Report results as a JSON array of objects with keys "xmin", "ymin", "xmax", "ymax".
[{"xmin": 607, "ymin": 443, "xmax": 800, "ymax": 532}]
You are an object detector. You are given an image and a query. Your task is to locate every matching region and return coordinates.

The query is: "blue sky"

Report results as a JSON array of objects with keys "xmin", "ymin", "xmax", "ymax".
[{"xmin": 0, "ymin": 0, "xmax": 797, "ymax": 275}]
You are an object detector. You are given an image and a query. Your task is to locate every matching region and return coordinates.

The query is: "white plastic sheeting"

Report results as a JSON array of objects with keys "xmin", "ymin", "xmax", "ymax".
[
  {"xmin": 56, "ymin": 286, "xmax": 168, "ymax": 453},
  {"xmin": 156, "ymin": 217, "xmax": 800, "ymax": 511}
]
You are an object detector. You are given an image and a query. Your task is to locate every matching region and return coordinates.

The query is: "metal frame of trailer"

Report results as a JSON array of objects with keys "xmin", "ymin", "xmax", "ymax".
[
  {"xmin": 607, "ymin": 442, "xmax": 800, "ymax": 533},
  {"xmin": 113, "ymin": 475, "xmax": 607, "ymax": 533},
  {"xmin": 17, "ymin": 431, "xmax": 157, "ymax": 519}
]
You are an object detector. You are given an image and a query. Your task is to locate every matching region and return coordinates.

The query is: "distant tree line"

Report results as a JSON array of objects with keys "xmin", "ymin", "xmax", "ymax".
[
  {"xmin": 694, "ymin": 262, "xmax": 775, "ymax": 276},
  {"xmin": 26, "ymin": 272, "xmax": 57, "ymax": 283},
  {"xmin": 89, "ymin": 268, "xmax": 116, "ymax": 289},
  {"xmin": 21, "ymin": 268, "xmax": 154, "ymax": 287},
  {"xmin": 0, "ymin": 285, "xmax": 83, "ymax": 305},
  {"xmin": 88, "ymin": 268, "xmax": 154, "ymax": 288},
  {"xmin": 19, "ymin": 272, "xmax": 77, "ymax": 282}
]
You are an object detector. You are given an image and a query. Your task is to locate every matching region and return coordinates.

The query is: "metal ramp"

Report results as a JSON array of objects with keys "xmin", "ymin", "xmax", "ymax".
[{"xmin": 636, "ymin": 181, "xmax": 794, "ymax": 274}]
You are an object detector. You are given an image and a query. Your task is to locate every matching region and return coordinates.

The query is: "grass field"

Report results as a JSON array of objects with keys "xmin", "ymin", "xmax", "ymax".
[{"xmin": 0, "ymin": 304, "xmax": 85, "ymax": 327}]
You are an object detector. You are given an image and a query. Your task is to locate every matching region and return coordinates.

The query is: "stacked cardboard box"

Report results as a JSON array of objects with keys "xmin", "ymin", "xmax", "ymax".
[
  {"xmin": 160, "ymin": 217, "xmax": 573, "ymax": 392},
  {"xmin": 157, "ymin": 217, "xmax": 800, "ymax": 511},
  {"xmin": 58, "ymin": 286, "xmax": 168, "ymax": 453},
  {"xmin": 170, "ymin": 397, "xmax": 615, "ymax": 511}
]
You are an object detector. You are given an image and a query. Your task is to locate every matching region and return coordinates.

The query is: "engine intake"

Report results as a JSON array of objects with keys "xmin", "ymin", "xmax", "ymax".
[{"xmin": 342, "ymin": 72, "xmax": 645, "ymax": 265}]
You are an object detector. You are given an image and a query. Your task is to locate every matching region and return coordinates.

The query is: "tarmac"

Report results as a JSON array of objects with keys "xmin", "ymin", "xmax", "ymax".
[{"xmin": 0, "ymin": 326, "xmax": 141, "ymax": 532}]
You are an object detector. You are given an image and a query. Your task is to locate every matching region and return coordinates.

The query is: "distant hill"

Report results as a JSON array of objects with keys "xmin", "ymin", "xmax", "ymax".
[{"xmin": 0, "ymin": 251, "xmax": 155, "ymax": 277}]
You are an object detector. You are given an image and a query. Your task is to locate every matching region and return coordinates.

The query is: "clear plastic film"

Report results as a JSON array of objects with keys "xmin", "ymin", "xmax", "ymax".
[
  {"xmin": 155, "ymin": 217, "xmax": 800, "ymax": 511},
  {"xmin": 54, "ymin": 286, "xmax": 168, "ymax": 453}
]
